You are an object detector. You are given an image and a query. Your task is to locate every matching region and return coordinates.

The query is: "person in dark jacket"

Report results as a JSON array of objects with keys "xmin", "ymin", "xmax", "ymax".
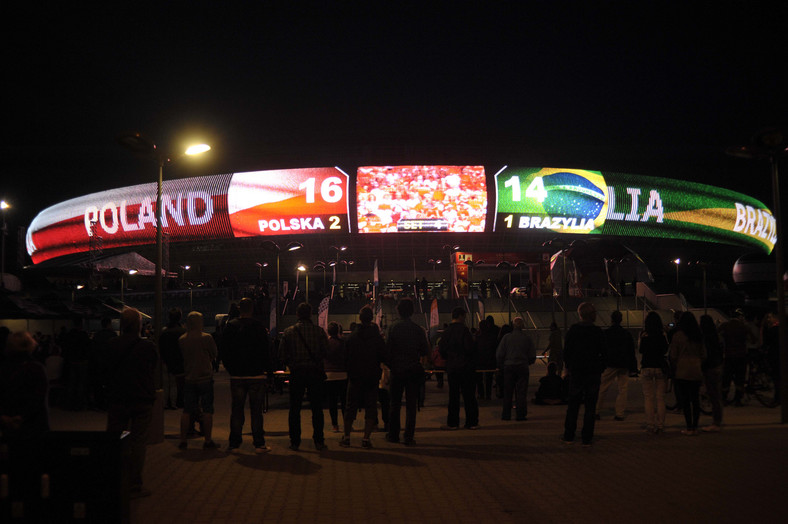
[
  {"xmin": 385, "ymin": 298, "xmax": 430, "ymax": 446},
  {"xmin": 340, "ymin": 306, "xmax": 385, "ymax": 448},
  {"xmin": 280, "ymin": 302, "xmax": 329, "ymax": 451},
  {"xmin": 0, "ymin": 331, "xmax": 49, "ymax": 437},
  {"xmin": 324, "ymin": 322, "xmax": 347, "ymax": 433},
  {"xmin": 159, "ymin": 308, "xmax": 186, "ymax": 409},
  {"xmin": 105, "ymin": 308, "xmax": 158, "ymax": 498},
  {"xmin": 438, "ymin": 307, "xmax": 479, "ymax": 430},
  {"xmin": 596, "ymin": 310, "xmax": 637, "ymax": 420},
  {"xmin": 700, "ymin": 314, "xmax": 724, "ymax": 432},
  {"xmin": 639, "ymin": 311, "xmax": 669, "ymax": 434},
  {"xmin": 562, "ymin": 302, "xmax": 606, "ymax": 446},
  {"xmin": 219, "ymin": 297, "xmax": 272, "ymax": 453},
  {"xmin": 475, "ymin": 319, "xmax": 498, "ymax": 400}
]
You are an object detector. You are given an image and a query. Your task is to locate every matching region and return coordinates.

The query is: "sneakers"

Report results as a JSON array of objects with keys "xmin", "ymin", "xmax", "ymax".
[
  {"xmin": 332, "ymin": 425, "xmax": 341, "ymax": 433},
  {"xmin": 440, "ymin": 425, "xmax": 459, "ymax": 431},
  {"xmin": 701, "ymin": 424, "xmax": 721, "ymax": 433},
  {"xmin": 288, "ymin": 444, "xmax": 300, "ymax": 451},
  {"xmin": 466, "ymin": 425, "xmax": 480, "ymax": 430},
  {"xmin": 203, "ymin": 440, "xmax": 220, "ymax": 450},
  {"xmin": 339, "ymin": 437, "xmax": 351, "ymax": 448},
  {"xmin": 314, "ymin": 442, "xmax": 327, "ymax": 451},
  {"xmin": 361, "ymin": 439, "xmax": 372, "ymax": 449},
  {"xmin": 560, "ymin": 437, "xmax": 574, "ymax": 445},
  {"xmin": 227, "ymin": 445, "xmax": 241, "ymax": 454},
  {"xmin": 385, "ymin": 434, "xmax": 400, "ymax": 443},
  {"xmin": 680, "ymin": 429, "xmax": 699, "ymax": 436},
  {"xmin": 254, "ymin": 446, "xmax": 272, "ymax": 454}
]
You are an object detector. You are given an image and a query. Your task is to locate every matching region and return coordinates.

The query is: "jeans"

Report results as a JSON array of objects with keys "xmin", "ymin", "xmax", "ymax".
[
  {"xmin": 676, "ymin": 379, "xmax": 701, "ymax": 430},
  {"xmin": 640, "ymin": 367, "xmax": 667, "ymax": 430},
  {"xmin": 325, "ymin": 379, "xmax": 347, "ymax": 427},
  {"xmin": 703, "ymin": 365, "xmax": 723, "ymax": 426},
  {"xmin": 563, "ymin": 373, "xmax": 601, "ymax": 444},
  {"xmin": 502, "ymin": 363, "xmax": 530, "ymax": 420},
  {"xmin": 597, "ymin": 367, "xmax": 630, "ymax": 417},
  {"xmin": 288, "ymin": 368, "xmax": 326, "ymax": 447},
  {"xmin": 107, "ymin": 402, "xmax": 153, "ymax": 489},
  {"xmin": 344, "ymin": 380, "xmax": 378, "ymax": 437},
  {"xmin": 388, "ymin": 371, "xmax": 422, "ymax": 443},
  {"xmin": 447, "ymin": 370, "xmax": 479, "ymax": 428},
  {"xmin": 723, "ymin": 356, "xmax": 747, "ymax": 402},
  {"xmin": 229, "ymin": 378, "xmax": 267, "ymax": 448}
]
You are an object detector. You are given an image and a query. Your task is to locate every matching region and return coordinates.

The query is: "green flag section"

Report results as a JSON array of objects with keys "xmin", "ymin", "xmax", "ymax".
[{"xmin": 493, "ymin": 167, "xmax": 775, "ymax": 254}]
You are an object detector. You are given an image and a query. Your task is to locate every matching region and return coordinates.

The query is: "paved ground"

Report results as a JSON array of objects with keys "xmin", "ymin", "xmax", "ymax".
[{"xmin": 50, "ymin": 366, "xmax": 787, "ymax": 523}]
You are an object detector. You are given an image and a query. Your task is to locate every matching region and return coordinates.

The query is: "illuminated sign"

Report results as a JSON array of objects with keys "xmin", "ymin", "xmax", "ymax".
[
  {"xmin": 26, "ymin": 168, "xmax": 351, "ymax": 264},
  {"xmin": 494, "ymin": 167, "xmax": 775, "ymax": 254},
  {"xmin": 228, "ymin": 168, "xmax": 350, "ymax": 236},
  {"xmin": 356, "ymin": 166, "xmax": 487, "ymax": 233}
]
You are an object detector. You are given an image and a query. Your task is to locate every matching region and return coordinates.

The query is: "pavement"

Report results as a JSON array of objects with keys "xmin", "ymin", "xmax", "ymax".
[{"xmin": 49, "ymin": 366, "xmax": 787, "ymax": 524}]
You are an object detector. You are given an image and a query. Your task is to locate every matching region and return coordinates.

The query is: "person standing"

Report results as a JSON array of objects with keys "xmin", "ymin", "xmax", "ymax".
[
  {"xmin": 90, "ymin": 316, "xmax": 117, "ymax": 411},
  {"xmin": 718, "ymin": 309, "xmax": 752, "ymax": 406},
  {"xmin": 596, "ymin": 311, "xmax": 637, "ymax": 421},
  {"xmin": 385, "ymin": 298, "xmax": 430, "ymax": 445},
  {"xmin": 545, "ymin": 322, "xmax": 564, "ymax": 374},
  {"xmin": 496, "ymin": 317, "xmax": 536, "ymax": 421},
  {"xmin": 438, "ymin": 307, "xmax": 479, "ymax": 430},
  {"xmin": 105, "ymin": 308, "xmax": 157, "ymax": 498},
  {"xmin": 700, "ymin": 314, "xmax": 724, "ymax": 432},
  {"xmin": 178, "ymin": 311, "xmax": 219, "ymax": 450},
  {"xmin": 562, "ymin": 302, "xmax": 605, "ymax": 446},
  {"xmin": 219, "ymin": 297, "xmax": 272, "ymax": 453},
  {"xmin": 280, "ymin": 302, "xmax": 329, "ymax": 451},
  {"xmin": 324, "ymin": 322, "xmax": 347, "ymax": 433},
  {"xmin": 61, "ymin": 316, "xmax": 91, "ymax": 410},
  {"xmin": 670, "ymin": 312, "xmax": 707, "ymax": 436},
  {"xmin": 0, "ymin": 331, "xmax": 49, "ymax": 437},
  {"xmin": 340, "ymin": 306, "xmax": 385, "ymax": 448},
  {"xmin": 639, "ymin": 311, "xmax": 669, "ymax": 434},
  {"xmin": 475, "ymin": 319, "xmax": 498, "ymax": 400},
  {"xmin": 159, "ymin": 308, "xmax": 186, "ymax": 410}
]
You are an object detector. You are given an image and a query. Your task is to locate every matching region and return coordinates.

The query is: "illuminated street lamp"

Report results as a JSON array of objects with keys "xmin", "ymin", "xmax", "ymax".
[
  {"xmin": 118, "ymin": 133, "xmax": 211, "ymax": 347},
  {"xmin": 727, "ymin": 128, "xmax": 787, "ymax": 421},
  {"xmin": 673, "ymin": 258, "xmax": 681, "ymax": 294},
  {"xmin": 120, "ymin": 269, "xmax": 138, "ymax": 304},
  {"xmin": 263, "ymin": 240, "xmax": 302, "ymax": 331},
  {"xmin": 297, "ymin": 263, "xmax": 309, "ymax": 304},
  {"xmin": 1, "ymin": 200, "xmax": 9, "ymax": 289}
]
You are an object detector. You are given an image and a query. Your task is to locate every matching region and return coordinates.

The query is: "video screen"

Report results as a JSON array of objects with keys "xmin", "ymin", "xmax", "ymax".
[{"xmin": 356, "ymin": 165, "xmax": 487, "ymax": 233}]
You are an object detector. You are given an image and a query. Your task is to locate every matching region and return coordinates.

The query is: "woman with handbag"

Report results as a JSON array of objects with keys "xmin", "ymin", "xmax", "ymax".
[
  {"xmin": 639, "ymin": 312, "xmax": 669, "ymax": 434},
  {"xmin": 669, "ymin": 312, "xmax": 707, "ymax": 436}
]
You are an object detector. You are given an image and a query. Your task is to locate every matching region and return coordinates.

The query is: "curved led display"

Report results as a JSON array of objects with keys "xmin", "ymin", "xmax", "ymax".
[
  {"xmin": 494, "ymin": 167, "xmax": 775, "ymax": 254},
  {"xmin": 26, "ymin": 164, "xmax": 775, "ymax": 265},
  {"xmin": 26, "ymin": 168, "xmax": 351, "ymax": 264}
]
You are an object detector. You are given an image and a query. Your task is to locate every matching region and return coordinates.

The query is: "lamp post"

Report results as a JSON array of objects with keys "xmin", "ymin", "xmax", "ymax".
[
  {"xmin": 727, "ymin": 128, "xmax": 787, "ymax": 421},
  {"xmin": 118, "ymin": 133, "xmax": 210, "ymax": 346},
  {"xmin": 442, "ymin": 244, "xmax": 460, "ymax": 298},
  {"xmin": 263, "ymin": 240, "xmax": 302, "ymax": 332},
  {"xmin": 298, "ymin": 264, "xmax": 309, "ymax": 304},
  {"xmin": 120, "ymin": 269, "xmax": 138, "ymax": 303},
  {"xmin": 497, "ymin": 261, "xmax": 513, "ymax": 325},
  {"xmin": 673, "ymin": 258, "xmax": 681, "ymax": 294},
  {"xmin": 0, "ymin": 200, "xmax": 8, "ymax": 289}
]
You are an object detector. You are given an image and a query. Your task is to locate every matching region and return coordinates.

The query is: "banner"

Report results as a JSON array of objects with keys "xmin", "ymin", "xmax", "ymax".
[
  {"xmin": 318, "ymin": 296, "xmax": 330, "ymax": 331},
  {"xmin": 494, "ymin": 167, "xmax": 775, "ymax": 254}
]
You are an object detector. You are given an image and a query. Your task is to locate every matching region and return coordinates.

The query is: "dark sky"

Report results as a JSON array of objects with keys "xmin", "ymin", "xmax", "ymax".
[{"xmin": 3, "ymin": 2, "xmax": 787, "ymax": 231}]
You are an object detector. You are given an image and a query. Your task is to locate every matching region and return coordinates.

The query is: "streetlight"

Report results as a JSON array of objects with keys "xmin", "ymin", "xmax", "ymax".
[
  {"xmin": 442, "ymin": 244, "xmax": 460, "ymax": 298},
  {"xmin": 179, "ymin": 265, "xmax": 191, "ymax": 286},
  {"xmin": 297, "ymin": 263, "xmax": 309, "ymax": 304},
  {"xmin": 121, "ymin": 269, "xmax": 138, "ymax": 304},
  {"xmin": 1, "ymin": 200, "xmax": 9, "ymax": 289},
  {"xmin": 464, "ymin": 259, "xmax": 484, "ymax": 328},
  {"xmin": 497, "ymin": 261, "xmax": 512, "ymax": 325},
  {"xmin": 673, "ymin": 258, "xmax": 681, "ymax": 294},
  {"xmin": 118, "ymin": 133, "xmax": 211, "ymax": 346},
  {"xmin": 727, "ymin": 128, "xmax": 787, "ymax": 421},
  {"xmin": 263, "ymin": 240, "xmax": 302, "ymax": 332}
]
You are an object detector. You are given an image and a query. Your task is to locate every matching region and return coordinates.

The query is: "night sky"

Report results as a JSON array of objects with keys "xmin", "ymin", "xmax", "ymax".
[{"xmin": 3, "ymin": 2, "xmax": 787, "ymax": 243}]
